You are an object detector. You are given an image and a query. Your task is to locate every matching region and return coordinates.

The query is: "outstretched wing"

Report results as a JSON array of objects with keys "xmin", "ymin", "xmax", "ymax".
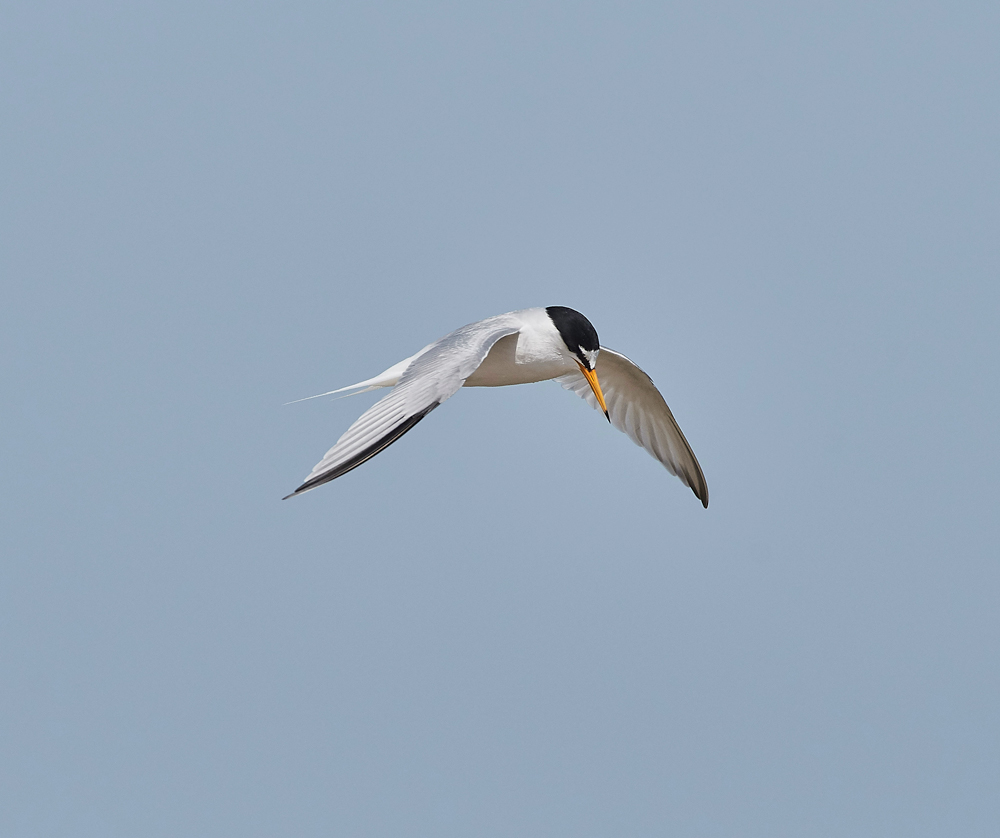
[
  {"xmin": 284, "ymin": 318, "xmax": 520, "ymax": 498},
  {"xmin": 557, "ymin": 347, "xmax": 709, "ymax": 507}
]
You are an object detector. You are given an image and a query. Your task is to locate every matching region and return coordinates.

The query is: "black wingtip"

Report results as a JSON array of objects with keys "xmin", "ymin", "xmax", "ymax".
[{"xmin": 283, "ymin": 401, "xmax": 442, "ymax": 499}]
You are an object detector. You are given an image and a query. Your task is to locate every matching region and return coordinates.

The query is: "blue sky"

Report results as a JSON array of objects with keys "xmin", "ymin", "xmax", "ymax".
[{"xmin": 2, "ymin": 2, "xmax": 998, "ymax": 835}]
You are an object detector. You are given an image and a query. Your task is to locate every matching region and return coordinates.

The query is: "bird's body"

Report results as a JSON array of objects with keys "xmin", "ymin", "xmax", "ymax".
[
  {"xmin": 465, "ymin": 308, "xmax": 579, "ymax": 387},
  {"xmin": 285, "ymin": 306, "xmax": 709, "ymax": 506}
]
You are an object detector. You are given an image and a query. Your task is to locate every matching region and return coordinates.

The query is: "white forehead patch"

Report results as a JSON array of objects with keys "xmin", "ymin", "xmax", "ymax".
[{"xmin": 582, "ymin": 348, "xmax": 599, "ymax": 370}]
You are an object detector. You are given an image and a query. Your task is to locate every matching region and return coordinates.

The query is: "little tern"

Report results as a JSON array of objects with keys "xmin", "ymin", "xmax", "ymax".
[{"xmin": 284, "ymin": 306, "xmax": 709, "ymax": 506}]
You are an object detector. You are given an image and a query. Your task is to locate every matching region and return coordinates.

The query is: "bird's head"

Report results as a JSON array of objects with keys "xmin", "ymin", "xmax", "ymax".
[{"xmin": 546, "ymin": 305, "xmax": 610, "ymax": 420}]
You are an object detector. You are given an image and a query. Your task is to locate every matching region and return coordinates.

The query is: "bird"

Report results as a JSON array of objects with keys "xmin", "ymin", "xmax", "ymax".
[{"xmin": 284, "ymin": 306, "xmax": 708, "ymax": 507}]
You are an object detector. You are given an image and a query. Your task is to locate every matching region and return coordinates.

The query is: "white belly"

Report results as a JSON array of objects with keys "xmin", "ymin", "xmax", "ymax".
[{"xmin": 463, "ymin": 333, "xmax": 574, "ymax": 387}]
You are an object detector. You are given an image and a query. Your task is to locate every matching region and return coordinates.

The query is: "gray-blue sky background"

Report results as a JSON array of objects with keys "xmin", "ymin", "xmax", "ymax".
[{"xmin": 2, "ymin": 2, "xmax": 998, "ymax": 835}]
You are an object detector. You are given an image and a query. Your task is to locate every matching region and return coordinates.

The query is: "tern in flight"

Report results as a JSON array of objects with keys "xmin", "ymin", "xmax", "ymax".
[{"xmin": 284, "ymin": 306, "xmax": 708, "ymax": 506}]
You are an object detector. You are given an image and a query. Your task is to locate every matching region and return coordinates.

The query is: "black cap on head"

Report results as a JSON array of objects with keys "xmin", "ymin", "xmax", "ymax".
[{"xmin": 546, "ymin": 306, "xmax": 601, "ymax": 367}]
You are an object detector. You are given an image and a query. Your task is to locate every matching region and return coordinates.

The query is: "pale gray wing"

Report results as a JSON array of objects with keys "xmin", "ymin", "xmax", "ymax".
[
  {"xmin": 284, "ymin": 317, "xmax": 521, "ymax": 498},
  {"xmin": 557, "ymin": 347, "xmax": 709, "ymax": 507}
]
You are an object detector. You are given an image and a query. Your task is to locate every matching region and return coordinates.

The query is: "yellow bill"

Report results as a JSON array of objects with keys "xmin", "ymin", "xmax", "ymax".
[{"xmin": 578, "ymin": 362, "xmax": 610, "ymax": 421}]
